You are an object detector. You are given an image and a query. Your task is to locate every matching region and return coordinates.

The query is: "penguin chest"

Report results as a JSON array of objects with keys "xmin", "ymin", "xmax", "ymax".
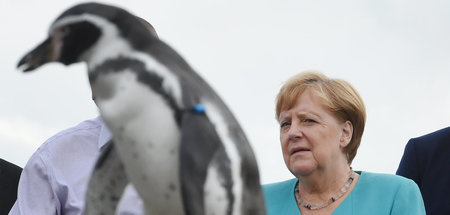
[{"xmin": 94, "ymin": 70, "xmax": 185, "ymax": 214}]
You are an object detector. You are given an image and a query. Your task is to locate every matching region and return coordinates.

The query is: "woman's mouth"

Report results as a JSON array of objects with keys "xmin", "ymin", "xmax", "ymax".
[{"xmin": 290, "ymin": 147, "xmax": 310, "ymax": 155}]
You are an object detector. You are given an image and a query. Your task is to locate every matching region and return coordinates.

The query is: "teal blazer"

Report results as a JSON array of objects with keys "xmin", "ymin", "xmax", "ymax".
[{"xmin": 263, "ymin": 171, "xmax": 425, "ymax": 215}]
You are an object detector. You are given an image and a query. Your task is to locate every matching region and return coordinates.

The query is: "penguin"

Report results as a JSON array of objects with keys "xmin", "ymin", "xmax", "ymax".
[{"xmin": 17, "ymin": 2, "xmax": 266, "ymax": 215}]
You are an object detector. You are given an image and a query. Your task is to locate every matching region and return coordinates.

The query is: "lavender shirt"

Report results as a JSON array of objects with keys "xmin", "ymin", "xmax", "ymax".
[{"xmin": 9, "ymin": 117, "xmax": 143, "ymax": 215}]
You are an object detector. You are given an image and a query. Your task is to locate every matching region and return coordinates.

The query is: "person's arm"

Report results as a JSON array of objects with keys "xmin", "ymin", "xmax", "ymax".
[
  {"xmin": 396, "ymin": 139, "xmax": 421, "ymax": 185},
  {"xmin": 391, "ymin": 179, "xmax": 425, "ymax": 215},
  {"xmin": 9, "ymin": 150, "xmax": 60, "ymax": 215}
]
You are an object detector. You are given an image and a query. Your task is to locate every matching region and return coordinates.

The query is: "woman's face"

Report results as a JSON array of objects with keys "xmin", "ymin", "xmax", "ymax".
[{"xmin": 278, "ymin": 88, "xmax": 352, "ymax": 176}]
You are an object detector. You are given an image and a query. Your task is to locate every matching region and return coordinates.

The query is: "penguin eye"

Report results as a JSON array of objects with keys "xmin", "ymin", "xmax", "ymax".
[{"xmin": 57, "ymin": 26, "xmax": 70, "ymax": 37}]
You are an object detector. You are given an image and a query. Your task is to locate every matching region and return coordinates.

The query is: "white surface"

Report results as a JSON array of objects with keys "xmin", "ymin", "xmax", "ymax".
[{"xmin": 1, "ymin": 0, "xmax": 450, "ymax": 184}]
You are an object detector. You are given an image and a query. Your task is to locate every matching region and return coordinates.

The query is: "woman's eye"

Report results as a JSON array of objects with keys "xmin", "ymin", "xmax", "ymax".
[
  {"xmin": 303, "ymin": 118, "xmax": 316, "ymax": 123},
  {"xmin": 280, "ymin": 121, "xmax": 291, "ymax": 128}
]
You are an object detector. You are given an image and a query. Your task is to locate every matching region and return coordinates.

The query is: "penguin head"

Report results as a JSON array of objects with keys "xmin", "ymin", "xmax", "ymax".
[{"xmin": 18, "ymin": 2, "xmax": 158, "ymax": 72}]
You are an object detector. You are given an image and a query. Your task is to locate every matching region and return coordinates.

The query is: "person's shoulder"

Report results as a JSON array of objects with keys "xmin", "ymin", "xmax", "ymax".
[
  {"xmin": 403, "ymin": 127, "xmax": 450, "ymax": 159},
  {"xmin": 410, "ymin": 126, "xmax": 450, "ymax": 146},
  {"xmin": 262, "ymin": 178, "xmax": 298, "ymax": 213},
  {"xmin": 0, "ymin": 158, "xmax": 22, "ymax": 175},
  {"xmin": 421, "ymin": 126, "xmax": 450, "ymax": 138},
  {"xmin": 357, "ymin": 172, "xmax": 425, "ymax": 214},
  {"xmin": 360, "ymin": 171, "xmax": 417, "ymax": 190},
  {"xmin": 21, "ymin": 117, "xmax": 104, "ymax": 173},
  {"xmin": 32, "ymin": 117, "xmax": 103, "ymax": 157},
  {"xmin": 263, "ymin": 178, "xmax": 297, "ymax": 196},
  {"xmin": 45, "ymin": 117, "xmax": 103, "ymax": 143},
  {"xmin": 263, "ymin": 178, "xmax": 297, "ymax": 190},
  {"xmin": 362, "ymin": 171, "xmax": 411, "ymax": 182}
]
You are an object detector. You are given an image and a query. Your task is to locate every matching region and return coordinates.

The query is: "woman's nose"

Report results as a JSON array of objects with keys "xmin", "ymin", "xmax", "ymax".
[{"xmin": 287, "ymin": 122, "xmax": 302, "ymax": 140}]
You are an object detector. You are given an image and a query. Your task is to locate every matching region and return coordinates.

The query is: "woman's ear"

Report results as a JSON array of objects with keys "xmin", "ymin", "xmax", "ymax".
[{"xmin": 340, "ymin": 121, "xmax": 353, "ymax": 148}]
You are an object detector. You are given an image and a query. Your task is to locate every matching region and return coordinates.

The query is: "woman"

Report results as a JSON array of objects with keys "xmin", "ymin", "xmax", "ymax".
[{"xmin": 263, "ymin": 71, "xmax": 425, "ymax": 215}]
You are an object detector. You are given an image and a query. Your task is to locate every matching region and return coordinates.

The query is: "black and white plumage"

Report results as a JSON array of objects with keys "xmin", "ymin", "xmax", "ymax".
[{"xmin": 18, "ymin": 2, "xmax": 266, "ymax": 215}]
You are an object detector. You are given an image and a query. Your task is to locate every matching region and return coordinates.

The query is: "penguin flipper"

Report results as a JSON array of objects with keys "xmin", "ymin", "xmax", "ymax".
[
  {"xmin": 180, "ymin": 111, "xmax": 222, "ymax": 215},
  {"xmin": 85, "ymin": 141, "xmax": 129, "ymax": 215}
]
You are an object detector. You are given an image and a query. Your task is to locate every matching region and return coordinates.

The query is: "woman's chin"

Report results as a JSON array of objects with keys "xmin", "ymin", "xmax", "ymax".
[{"xmin": 289, "ymin": 163, "xmax": 316, "ymax": 176}]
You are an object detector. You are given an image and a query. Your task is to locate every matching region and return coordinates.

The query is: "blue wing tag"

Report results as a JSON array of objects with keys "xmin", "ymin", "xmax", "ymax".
[{"xmin": 192, "ymin": 104, "xmax": 206, "ymax": 114}]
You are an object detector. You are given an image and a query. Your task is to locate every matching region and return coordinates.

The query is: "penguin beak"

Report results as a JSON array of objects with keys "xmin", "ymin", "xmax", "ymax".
[{"xmin": 17, "ymin": 37, "xmax": 55, "ymax": 72}]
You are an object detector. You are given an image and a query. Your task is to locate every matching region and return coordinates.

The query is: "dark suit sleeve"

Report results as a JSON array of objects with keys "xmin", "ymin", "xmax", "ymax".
[
  {"xmin": 0, "ymin": 159, "xmax": 22, "ymax": 214},
  {"xmin": 396, "ymin": 139, "xmax": 421, "ymax": 187}
]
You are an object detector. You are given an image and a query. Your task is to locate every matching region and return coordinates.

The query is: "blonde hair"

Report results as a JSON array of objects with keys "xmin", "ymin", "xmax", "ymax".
[{"xmin": 275, "ymin": 71, "xmax": 366, "ymax": 164}]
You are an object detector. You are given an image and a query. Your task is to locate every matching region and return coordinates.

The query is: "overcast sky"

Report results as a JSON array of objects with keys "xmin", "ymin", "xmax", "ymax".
[{"xmin": 1, "ymin": 0, "xmax": 449, "ymax": 184}]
